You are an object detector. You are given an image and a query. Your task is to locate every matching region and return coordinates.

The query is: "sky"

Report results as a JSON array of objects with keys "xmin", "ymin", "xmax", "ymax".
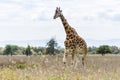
[{"xmin": 0, "ymin": 0, "xmax": 120, "ymax": 42}]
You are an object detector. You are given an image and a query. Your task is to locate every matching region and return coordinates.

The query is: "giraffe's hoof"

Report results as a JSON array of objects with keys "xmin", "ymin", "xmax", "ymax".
[
  {"xmin": 63, "ymin": 62, "xmax": 66, "ymax": 64},
  {"xmin": 72, "ymin": 62, "xmax": 74, "ymax": 65}
]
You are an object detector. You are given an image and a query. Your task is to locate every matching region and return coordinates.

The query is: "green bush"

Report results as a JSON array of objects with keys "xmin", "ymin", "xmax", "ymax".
[{"xmin": 16, "ymin": 63, "xmax": 27, "ymax": 69}]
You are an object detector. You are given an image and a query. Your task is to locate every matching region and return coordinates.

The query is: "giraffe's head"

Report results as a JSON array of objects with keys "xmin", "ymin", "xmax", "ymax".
[{"xmin": 53, "ymin": 7, "xmax": 62, "ymax": 19}]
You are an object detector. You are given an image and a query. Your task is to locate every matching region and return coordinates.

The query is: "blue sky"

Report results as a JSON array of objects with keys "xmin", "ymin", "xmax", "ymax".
[{"xmin": 0, "ymin": 0, "xmax": 120, "ymax": 41}]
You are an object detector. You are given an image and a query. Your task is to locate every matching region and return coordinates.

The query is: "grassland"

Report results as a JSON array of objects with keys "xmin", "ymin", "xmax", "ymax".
[{"xmin": 0, "ymin": 54, "xmax": 120, "ymax": 80}]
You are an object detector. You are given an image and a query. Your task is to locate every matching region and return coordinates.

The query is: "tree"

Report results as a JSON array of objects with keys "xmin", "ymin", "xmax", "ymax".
[
  {"xmin": 46, "ymin": 38, "xmax": 58, "ymax": 55},
  {"xmin": 97, "ymin": 45, "xmax": 111, "ymax": 56},
  {"xmin": 88, "ymin": 46, "xmax": 97, "ymax": 54},
  {"xmin": 25, "ymin": 45, "xmax": 32, "ymax": 56},
  {"xmin": 110, "ymin": 46, "xmax": 120, "ymax": 54},
  {"xmin": 3, "ymin": 45, "xmax": 18, "ymax": 55},
  {"xmin": 32, "ymin": 47, "xmax": 46, "ymax": 55}
]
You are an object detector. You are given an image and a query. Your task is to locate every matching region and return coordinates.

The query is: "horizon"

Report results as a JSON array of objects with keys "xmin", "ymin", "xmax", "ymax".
[
  {"xmin": 0, "ymin": 39, "xmax": 120, "ymax": 48},
  {"xmin": 0, "ymin": 0, "xmax": 120, "ymax": 44}
]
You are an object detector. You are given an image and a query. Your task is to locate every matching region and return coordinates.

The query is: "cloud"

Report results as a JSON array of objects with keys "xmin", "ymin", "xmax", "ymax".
[
  {"xmin": 110, "ymin": 13, "xmax": 120, "ymax": 21},
  {"xmin": 0, "ymin": 0, "xmax": 120, "ymax": 41},
  {"xmin": 97, "ymin": 12, "xmax": 120, "ymax": 22}
]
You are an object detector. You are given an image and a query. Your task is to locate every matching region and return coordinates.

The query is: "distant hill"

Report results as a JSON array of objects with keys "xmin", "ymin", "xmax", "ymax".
[{"xmin": 0, "ymin": 39, "xmax": 120, "ymax": 47}]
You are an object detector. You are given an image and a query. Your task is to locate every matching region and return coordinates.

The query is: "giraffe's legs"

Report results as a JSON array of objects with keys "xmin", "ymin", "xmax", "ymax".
[
  {"xmin": 82, "ymin": 47, "xmax": 87, "ymax": 66},
  {"xmin": 71, "ymin": 49, "xmax": 77, "ymax": 68},
  {"xmin": 71, "ymin": 49, "xmax": 75, "ymax": 65},
  {"xmin": 63, "ymin": 48, "xmax": 69, "ymax": 64}
]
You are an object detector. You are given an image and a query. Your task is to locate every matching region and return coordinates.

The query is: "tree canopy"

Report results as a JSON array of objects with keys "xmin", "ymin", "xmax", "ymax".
[
  {"xmin": 97, "ymin": 45, "xmax": 111, "ymax": 56},
  {"xmin": 46, "ymin": 38, "xmax": 58, "ymax": 55},
  {"xmin": 25, "ymin": 45, "xmax": 32, "ymax": 56},
  {"xmin": 3, "ymin": 45, "xmax": 18, "ymax": 55}
]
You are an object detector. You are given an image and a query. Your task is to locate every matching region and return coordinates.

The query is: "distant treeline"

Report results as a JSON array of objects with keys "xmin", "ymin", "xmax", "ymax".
[
  {"xmin": 0, "ymin": 38, "xmax": 120, "ymax": 56},
  {"xmin": 88, "ymin": 45, "xmax": 120, "ymax": 55}
]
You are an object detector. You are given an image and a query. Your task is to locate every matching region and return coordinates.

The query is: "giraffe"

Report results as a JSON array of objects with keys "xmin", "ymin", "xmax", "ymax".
[{"xmin": 53, "ymin": 7, "xmax": 87, "ymax": 66}]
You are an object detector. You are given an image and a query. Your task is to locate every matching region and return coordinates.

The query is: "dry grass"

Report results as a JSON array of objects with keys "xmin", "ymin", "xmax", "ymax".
[{"xmin": 0, "ymin": 54, "xmax": 120, "ymax": 80}]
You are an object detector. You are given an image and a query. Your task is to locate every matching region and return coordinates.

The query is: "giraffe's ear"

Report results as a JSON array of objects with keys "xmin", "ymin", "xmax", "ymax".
[{"xmin": 60, "ymin": 10, "xmax": 62, "ymax": 12}]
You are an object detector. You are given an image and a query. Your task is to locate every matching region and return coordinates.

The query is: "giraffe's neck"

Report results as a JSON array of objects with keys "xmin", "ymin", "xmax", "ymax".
[
  {"xmin": 60, "ymin": 14, "xmax": 78, "ymax": 37},
  {"xmin": 60, "ymin": 14, "xmax": 71, "ymax": 34}
]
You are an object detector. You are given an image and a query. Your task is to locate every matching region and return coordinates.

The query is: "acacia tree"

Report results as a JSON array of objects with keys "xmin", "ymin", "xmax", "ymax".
[
  {"xmin": 3, "ymin": 45, "xmax": 18, "ymax": 55},
  {"xmin": 97, "ymin": 45, "xmax": 111, "ymax": 56},
  {"xmin": 3, "ymin": 45, "xmax": 11, "ymax": 55},
  {"xmin": 25, "ymin": 45, "xmax": 32, "ymax": 56},
  {"xmin": 46, "ymin": 38, "xmax": 58, "ymax": 55}
]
